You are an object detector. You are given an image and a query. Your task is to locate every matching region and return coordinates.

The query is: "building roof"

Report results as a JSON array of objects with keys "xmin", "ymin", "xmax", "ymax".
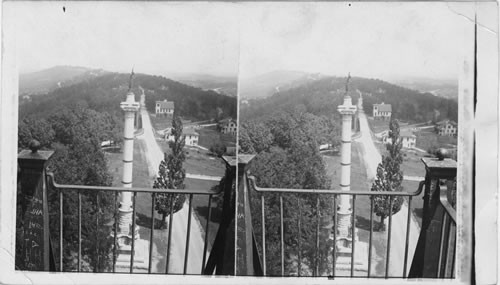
[
  {"xmin": 436, "ymin": 120, "xmax": 457, "ymax": 127},
  {"xmin": 400, "ymin": 130, "xmax": 416, "ymax": 138},
  {"xmin": 374, "ymin": 103, "xmax": 392, "ymax": 112},
  {"xmin": 219, "ymin": 118, "xmax": 236, "ymax": 127},
  {"xmin": 156, "ymin": 100, "xmax": 175, "ymax": 109},
  {"xmin": 184, "ymin": 128, "xmax": 199, "ymax": 136}
]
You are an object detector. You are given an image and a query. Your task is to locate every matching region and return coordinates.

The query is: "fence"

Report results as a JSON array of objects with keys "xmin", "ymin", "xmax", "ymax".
[{"xmin": 17, "ymin": 148, "xmax": 457, "ymax": 278}]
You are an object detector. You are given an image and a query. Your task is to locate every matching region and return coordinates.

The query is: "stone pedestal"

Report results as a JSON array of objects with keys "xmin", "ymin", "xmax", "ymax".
[
  {"xmin": 114, "ymin": 225, "xmax": 149, "ymax": 272},
  {"xmin": 115, "ymin": 239, "xmax": 150, "ymax": 272},
  {"xmin": 333, "ymin": 240, "xmax": 369, "ymax": 276}
]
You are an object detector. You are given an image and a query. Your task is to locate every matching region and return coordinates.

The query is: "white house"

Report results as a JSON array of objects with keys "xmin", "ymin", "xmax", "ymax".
[
  {"xmin": 373, "ymin": 103, "xmax": 392, "ymax": 120},
  {"xmin": 165, "ymin": 127, "xmax": 199, "ymax": 147},
  {"xmin": 219, "ymin": 118, "xmax": 237, "ymax": 136},
  {"xmin": 155, "ymin": 100, "xmax": 175, "ymax": 116},
  {"xmin": 382, "ymin": 130, "xmax": 416, "ymax": 149},
  {"xmin": 183, "ymin": 128, "xmax": 199, "ymax": 146},
  {"xmin": 436, "ymin": 120, "xmax": 457, "ymax": 137},
  {"xmin": 400, "ymin": 130, "xmax": 416, "ymax": 149}
]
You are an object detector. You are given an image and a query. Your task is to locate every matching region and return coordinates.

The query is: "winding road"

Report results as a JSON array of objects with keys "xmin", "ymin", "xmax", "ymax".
[{"xmin": 354, "ymin": 90, "xmax": 420, "ymax": 277}]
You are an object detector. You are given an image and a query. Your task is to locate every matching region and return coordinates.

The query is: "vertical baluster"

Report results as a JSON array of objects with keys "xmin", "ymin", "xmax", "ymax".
[
  {"xmin": 332, "ymin": 195, "xmax": 337, "ymax": 278},
  {"xmin": 59, "ymin": 189, "xmax": 63, "ymax": 272},
  {"xmin": 201, "ymin": 195, "xmax": 212, "ymax": 274},
  {"xmin": 437, "ymin": 210, "xmax": 447, "ymax": 278},
  {"xmin": 261, "ymin": 195, "xmax": 267, "ymax": 276},
  {"xmin": 368, "ymin": 197, "xmax": 373, "ymax": 277},
  {"xmin": 403, "ymin": 196, "xmax": 412, "ymax": 278},
  {"xmin": 451, "ymin": 223, "xmax": 456, "ymax": 279},
  {"xmin": 130, "ymin": 192, "xmax": 137, "ymax": 273},
  {"xmin": 385, "ymin": 196, "xmax": 393, "ymax": 278},
  {"xmin": 78, "ymin": 190, "xmax": 81, "ymax": 272},
  {"xmin": 280, "ymin": 194, "xmax": 284, "ymax": 276},
  {"xmin": 165, "ymin": 195, "xmax": 174, "ymax": 273},
  {"xmin": 297, "ymin": 195, "xmax": 302, "ymax": 277},
  {"xmin": 315, "ymin": 195, "xmax": 320, "ymax": 277},
  {"xmin": 113, "ymin": 191, "xmax": 118, "ymax": 273},
  {"xmin": 442, "ymin": 213, "xmax": 451, "ymax": 278},
  {"xmin": 183, "ymin": 194, "xmax": 194, "ymax": 274},
  {"xmin": 95, "ymin": 192, "xmax": 100, "ymax": 273},
  {"xmin": 148, "ymin": 193, "xmax": 156, "ymax": 274},
  {"xmin": 351, "ymin": 195, "xmax": 356, "ymax": 277}
]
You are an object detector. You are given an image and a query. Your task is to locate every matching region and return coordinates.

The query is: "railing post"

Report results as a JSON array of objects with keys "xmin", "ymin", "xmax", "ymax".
[
  {"xmin": 409, "ymin": 153, "xmax": 456, "ymax": 278},
  {"xmin": 17, "ymin": 140, "xmax": 54, "ymax": 271},
  {"xmin": 203, "ymin": 155, "xmax": 236, "ymax": 275},
  {"xmin": 235, "ymin": 155, "xmax": 263, "ymax": 276}
]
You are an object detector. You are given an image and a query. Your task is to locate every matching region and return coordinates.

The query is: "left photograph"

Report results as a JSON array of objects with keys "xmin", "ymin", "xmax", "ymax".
[{"xmin": 11, "ymin": 2, "xmax": 238, "ymax": 274}]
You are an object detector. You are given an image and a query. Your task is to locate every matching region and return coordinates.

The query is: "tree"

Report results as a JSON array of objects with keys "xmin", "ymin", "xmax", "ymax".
[
  {"xmin": 371, "ymin": 117, "xmax": 404, "ymax": 231},
  {"xmin": 153, "ymin": 113, "xmax": 187, "ymax": 229},
  {"xmin": 209, "ymin": 142, "xmax": 226, "ymax": 157},
  {"xmin": 241, "ymin": 109, "xmax": 334, "ymax": 275},
  {"xmin": 238, "ymin": 121, "xmax": 273, "ymax": 154},
  {"xmin": 18, "ymin": 116, "xmax": 55, "ymax": 150},
  {"xmin": 16, "ymin": 107, "xmax": 117, "ymax": 271}
]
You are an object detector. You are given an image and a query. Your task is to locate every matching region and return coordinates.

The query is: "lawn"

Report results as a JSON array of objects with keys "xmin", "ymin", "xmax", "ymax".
[
  {"xmin": 197, "ymin": 125, "xmax": 236, "ymax": 149},
  {"xmin": 149, "ymin": 113, "xmax": 173, "ymax": 131},
  {"xmin": 416, "ymin": 130, "xmax": 457, "ymax": 152},
  {"xmin": 367, "ymin": 117, "xmax": 390, "ymax": 134},
  {"xmin": 400, "ymin": 150, "xmax": 427, "ymax": 178},
  {"xmin": 185, "ymin": 178, "xmax": 223, "ymax": 254},
  {"xmin": 158, "ymin": 139, "xmax": 226, "ymax": 178}
]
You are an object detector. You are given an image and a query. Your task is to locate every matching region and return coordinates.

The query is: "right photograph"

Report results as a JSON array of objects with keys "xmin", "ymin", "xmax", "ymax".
[{"xmin": 236, "ymin": 2, "xmax": 469, "ymax": 278}]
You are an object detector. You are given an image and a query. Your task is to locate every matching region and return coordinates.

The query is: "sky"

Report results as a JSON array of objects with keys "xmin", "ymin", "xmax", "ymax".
[
  {"xmin": 6, "ymin": 2, "xmax": 240, "ymax": 77},
  {"xmin": 239, "ymin": 2, "xmax": 475, "ymax": 81},
  {"xmin": 6, "ymin": 2, "xmax": 476, "ymax": 80}
]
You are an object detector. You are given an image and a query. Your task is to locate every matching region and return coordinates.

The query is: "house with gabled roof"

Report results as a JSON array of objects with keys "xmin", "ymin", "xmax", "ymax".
[
  {"xmin": 373, "ymin": 103, "xmax": 392, "ymax": 120},
  {"xmin": 218, "ymin": 118, "xmax": 237, "ymax": 136},
  {"xmin": 165, "ymin": 126, "xmax": 199, "ymax": 146},
  {"xmin": 436, "ymin": 120, "xmax": 457, "ymax": 137},
  {"xmin": 155, "ymin": 100, "xmax": 175, "ymax": 116},
  {"xmin": 400, "ymin": 130, "xmax": 416, "ymax": 149}
]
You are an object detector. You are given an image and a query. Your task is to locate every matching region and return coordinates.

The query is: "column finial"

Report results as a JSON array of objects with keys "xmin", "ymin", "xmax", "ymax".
[
  {"xmin": 344, "ymin": 73, "xmax": 351, "ymax": 97},
  {"xmin": 128, "ymin": 67, "xmax": 135, "ymax": 91}
]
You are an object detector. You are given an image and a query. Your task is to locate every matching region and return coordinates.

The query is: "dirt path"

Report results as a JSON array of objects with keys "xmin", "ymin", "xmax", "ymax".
[
  {"xmin": 136, "ymin": 106, "xmax": 207, "ymax": 274},
  {"xmin": 355, "ymin": 94, "xmax": 420, "ymax": 277}
]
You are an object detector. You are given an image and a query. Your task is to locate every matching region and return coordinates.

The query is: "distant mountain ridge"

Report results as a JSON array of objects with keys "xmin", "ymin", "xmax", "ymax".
[
  {"xmin": 391, "ymin": 77, "xmax": 458, "ymax": 101},
  {"xmin": 19, "ymin": 66, "xmax": 109, "ymax": 96},
  {"xmin": 239, "ymin": 70, "xmax": 326, "ymax": 99},
  {"xmin": 241, "ymin": 75, "xmax": 458, "ymax": 124},
  {"xmin": 168, "ymin": 73, "xmax": 237, "ymax": 97}
]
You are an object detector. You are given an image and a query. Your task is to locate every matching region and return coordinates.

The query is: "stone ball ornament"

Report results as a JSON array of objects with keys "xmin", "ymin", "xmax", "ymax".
[{"xmin": 29, "ymin": 139, "xmax": 41, "ymax": 153}]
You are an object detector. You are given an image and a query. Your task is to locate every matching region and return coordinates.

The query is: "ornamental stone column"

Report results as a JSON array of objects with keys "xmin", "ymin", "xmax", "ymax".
[
  {"xmin": 117, "ymin": 89, "xmax": 140, "ymax": 236},
  {"xmin": 336, "ymin": 75, "xmax": 357, "ymax": 240}
]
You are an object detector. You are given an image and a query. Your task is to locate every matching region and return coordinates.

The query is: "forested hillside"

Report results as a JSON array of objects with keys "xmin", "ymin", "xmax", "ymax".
[
  {"xmin": 20, "ymin": 72, "xmax": 236, "ymax": 122},
  {"xmin": 241, "ymin": 76, "xmax": 458, "ymax": 123}
]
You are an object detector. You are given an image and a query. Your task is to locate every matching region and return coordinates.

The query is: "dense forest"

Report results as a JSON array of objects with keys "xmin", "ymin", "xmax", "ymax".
[
  {"xmin": 17, "ymin": 106, "xmax": 116, "ymax": 271},
  {"xmin": 241, "ymin": 76, "xmax": 458, "ymax": 124},
  {"xmin": 240, "ymin": 107, "xmax": 339, "ymax": 275}
]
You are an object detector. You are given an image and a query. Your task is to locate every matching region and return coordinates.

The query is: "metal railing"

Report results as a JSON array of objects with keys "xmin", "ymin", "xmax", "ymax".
[
  {"xmin": 45, "ymin": 172, "xmax": 222, "ymax": 274},
  {"xmin": 247, "ymin": 176, "xmax": 425, "ymax": 278},
  {"xmin": 437, "ymin": 183, "xmax": 456, "ymax": 278}
]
